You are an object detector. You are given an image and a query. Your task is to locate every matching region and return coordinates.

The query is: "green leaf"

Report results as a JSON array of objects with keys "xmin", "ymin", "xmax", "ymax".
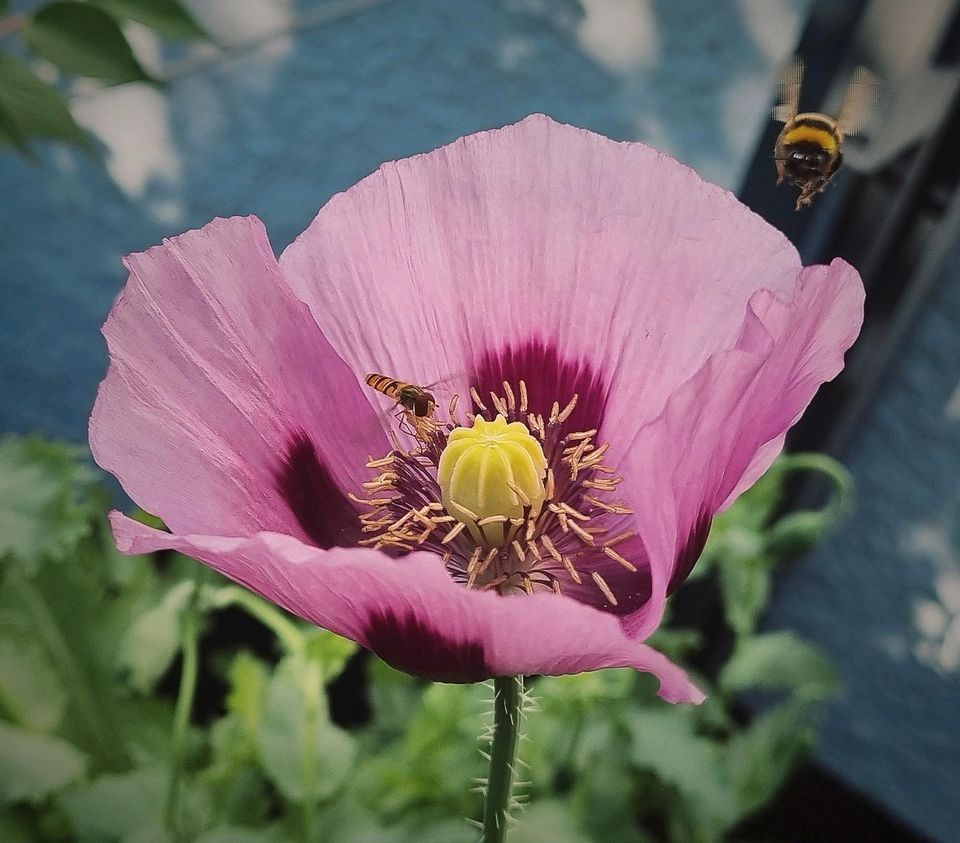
[
  {"xmin": 0, "ymin": 436, "xmax": 93, "ymax": 572},
  {"xmin": 89, "ymin": 0, "xmax": 207, "ymax": 40},
  {"xmin": 60, "ymin": 767, "xmax": 164, "ymax": 839},
  {"xmin": 117, "ymin": 581, "xmax": 193, "ymax": 692},
  {"xmin": 257, "ymin": 654, "xmax": 356, "ymax": 803},
  {"xmin": 511, "ymin": 800, "xmax": 596, "ymax": 843},
  {"xmin": 719, "ymin": 631, "xmax": 841, "ymax": 699},
  {"xmin": 24, "ymin": 2, "xmax": 150, "ymax": 83},
  {"xmin": 726, "ymin": 700, "xmax": 817, "ymax": 817},
  {"xmin": 0, "ymin": 632, "xmax": 67, "ymax": 731},
  {"xmin": 60, "ymin": 766, "xmax": 212, "ymax": 841},
  {"xmin": 0, "ymin": 100, "xmax": 31, "ymax": 155},
  {"xmin": 195, "ymin": 828, "xmax": 290, "ymax": 843},
  {"xmin": 226, "ymin": 652, "xmax": 269, "ymax": 735},
  {"xmin": 628, "ymin": 707, "xmax": 736, "ymax": 832},
  {"xmin": 0, "ymin": 721, "xmax": 88, "ymax": 805}
]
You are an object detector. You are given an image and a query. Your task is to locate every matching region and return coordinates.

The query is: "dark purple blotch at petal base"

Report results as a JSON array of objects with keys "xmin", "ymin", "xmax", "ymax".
[
  {"xmin": 668, "ymin": 510, "xmax": 713, "ymax": 595},
  {"xmin": 471, "ymin": 338, "xmax": 609, "ymax": 433},
  {"xmin": 275, "ymin": 432, "xmax": 361, "ymax": 550},
  {"xmin": 364, "ymin": 610, "xmax": 492, "ymax": 682}
]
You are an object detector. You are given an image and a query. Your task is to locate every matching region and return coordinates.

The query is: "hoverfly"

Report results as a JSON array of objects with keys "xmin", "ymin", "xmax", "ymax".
[
  {"xmin": 365, "ymin": 373, "xmax": 437, "ymax": 418},
  {"xmin": 773, "ymin": 57, "xmax": 878, "ymax": 210}
]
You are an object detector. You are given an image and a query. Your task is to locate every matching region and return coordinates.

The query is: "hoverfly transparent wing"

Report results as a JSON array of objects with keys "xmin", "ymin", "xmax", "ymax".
[
  {"xmin": 773, "ymin": 55, "xmax": 804, "ymax": 123},
  {"xmin": 836, "ymin": 65, "xmax": 879, "ymax": 138}
]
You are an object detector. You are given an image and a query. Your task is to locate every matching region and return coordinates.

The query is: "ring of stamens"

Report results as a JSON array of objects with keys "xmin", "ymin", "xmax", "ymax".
[{"xmin": 353, "ymin": 379, "xmax": 637, "ymax": 606}]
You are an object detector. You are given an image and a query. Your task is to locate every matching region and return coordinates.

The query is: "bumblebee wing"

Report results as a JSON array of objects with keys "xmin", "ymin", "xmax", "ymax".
[
  {"xmin": 836, "ymin": 65, "xmax": 879, "ymax": 137},
  {"xmin": 773, "ymin": 55, "xmax": 804, "ymax": 123}
]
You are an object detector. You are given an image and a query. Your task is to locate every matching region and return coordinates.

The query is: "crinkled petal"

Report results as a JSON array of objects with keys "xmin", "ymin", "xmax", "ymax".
[
  {"xmin": 90, "ymin": 216, "xmax": 389, "ymax": 546},
  {"xmin": 110, "ymin": 513, "xmax": 703, "ymax": 703},
  {"xmin": 619, "ymin": 259, "xmax": 865, "ymax": 637},
  {"xmin": 280, "ymin": 114, "xmax": 802, "ymax": 435}
]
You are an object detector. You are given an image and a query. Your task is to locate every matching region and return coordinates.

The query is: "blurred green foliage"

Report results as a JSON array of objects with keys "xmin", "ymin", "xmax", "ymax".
[
  {"xmin": 0, "ymin": 0, "xmax": 207, "ymax": 155},
  {"xmin": 0, "ymin": 434, "xmax": 852, "ymax": 841}
]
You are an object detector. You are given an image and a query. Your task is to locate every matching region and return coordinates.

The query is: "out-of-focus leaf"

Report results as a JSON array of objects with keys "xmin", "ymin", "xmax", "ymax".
[
  {"xmin": 226, "ymin": 652, "xmax": 269, "ymax": 735},
  {"xmin": 195, "ymin": 827, "xmax": 289, "ymax": 843},
  {"xmin": 628, "ymin": 707, "xmax": 736, "ymax": 832},
  {"xmin": 366, "ymin": 658, "xmax": 423, "ymax": 740},
  {"xmin": 304, "ymin": 629, "xmax": 358, "ymax": 683},
  {"xmin": 718, "ymin": 555, "xmax": 772, "ymax": 639},
  {"xmin": 764, "ymin": 510, "xmax": 833, "ymax": 559},
  {"xmin": 258, "ymin": 654, "xmax": 356, "ymax": 803},
  {"xmin": 0, "ymin": 810, "xmax": 35, "ymax": 843},
  {"xmin": 511, "ymin": 800, "xmax": 596, "ymax": 842},
  {"xmin": 0, "ymin": 101, "xmax": 30, "ymax": 155},
  {"xmin": 0, "ymin": 633, "xmax": 67, "ymax": 731},
  {"xmin": 0, "ymin": 436, "xmax": 93, "ymax": 572},
  {"xmin": 719, "ymin": 632, "xmax": 841, "ymax": 699},
  {"xmin": 117, "ymin": 580, "xmax": 193, "ymax": 692},
  {"xmin": 90, "ymin": 0, "xmax": 207, "ymax": 39},
  {"xmin": 645, "ymin": 627, "xmax": 703, "ymax": 662},
  {"xmin": 24, "ymin": 2, "xmax": 150, "ymax": 83},
  {"xmin": 726, "ymin": 699, "xmax": 817, "ymax": 817},
  {"xmin": 0, "ymin": 722, "xmax": 87, "ymax": 805},
  {"xmin": 60, "ymin": 766, "xmax": 212, "ymax": 841}
]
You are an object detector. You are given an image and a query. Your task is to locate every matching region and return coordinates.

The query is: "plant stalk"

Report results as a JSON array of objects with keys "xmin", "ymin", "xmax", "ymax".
[{"xmin": 481, "ymin": 675, "xmax": 524, "ymax": 843}]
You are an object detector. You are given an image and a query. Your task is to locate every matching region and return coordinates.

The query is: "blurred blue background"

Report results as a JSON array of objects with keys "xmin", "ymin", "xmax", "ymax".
[{"xmin": 3, "ymin": 2, "xmax": 959, "ymax": 841}]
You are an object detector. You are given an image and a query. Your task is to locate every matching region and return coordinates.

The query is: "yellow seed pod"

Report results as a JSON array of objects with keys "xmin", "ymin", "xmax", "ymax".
[{"xmin": 438, "ymin": 414, "xmax": 547, "ymax": 546}]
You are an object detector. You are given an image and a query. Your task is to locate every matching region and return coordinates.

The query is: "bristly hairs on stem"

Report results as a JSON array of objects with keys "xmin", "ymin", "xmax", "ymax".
[{"xmin": 473, "ymin": 675, "xmax": 536, "ymax": 842}]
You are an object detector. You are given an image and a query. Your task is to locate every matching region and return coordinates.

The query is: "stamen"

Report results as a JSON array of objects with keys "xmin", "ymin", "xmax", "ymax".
[
  {"xmin": 521, "ymin": 575, "xmax": 535, "ymax": 595},
  {"xmin": 603, "ymin": 530, "xmax": 637, "ymax": 547},
  {"xmin": 482, "ymin": 574, "xmax": 509, "ymax": 591},
  {"xmin": 526, "ymin": 540, "xmax": 542, "ymax": 561},
  {"xmin": 518, "ymin": 380, "xmax": 529, "ymax": 413},
  {"xmin": 561, "ymin": 554, "xmax": 582, "ymax": 585},
  {"xmin": 558, "ymin": 502, "xmax": 590, "ymax": 521},
  {"xmin": 506, "ymin": 480, "xmax": 531, "ymax": 507},
  {"xmin": 469, "ymin": 548, "xmax": 499, "ymax": 587},
  {"xmin": 511, "ymin": 539, "xmax": 526, "ymax": 562},
  {"xmin": 470, "ymin": 387, "xmax": 488, "ymax": 412},
  {"xmin": 449, "ymin": 392, "xmax": 460, "ymax": 416},
  {"xmin": 591, "ymin": 571, "xmax": 618, "ymax": 606},
  {"xmin": 442, "ymin": 521, "xmax": 467, "ymax": 543},
  {"xmin": 603, "ymin": 546, "xmax": 637, "ymax": 572},
  {"xmin": 490, "ymin": 391, "xmax": 509, "ymax": 417},
  {"xmin": 366, "ymin": 454, "xmax": 396, "ymax": 469},
  {"xmin": 448, "ymin": 499, "xmax": 480, "ymax": 521},
  {"xmin": 503, "ymin": 381, "xmax": 516, "ymax": 413},
  {"xmin": 545, "ymin": 468, "xmax": 555, "ymax": 500},
  {"xmin": 582, "ymin": 477, "xmax": 622, "ymax": 491},
  {"xmin": 387, "ymin": 510, "xmax": 417, "ymax": 531},
  {"xmin": 552, "ymin": 578, "xmax": 562, "ymax": 595},
  {"xmin": 540, "ymin": 534, "xmax": 562, "ymax": 562},
  {"xmin": 477, "ymin": 514, "xmax": 510, "ymax": 526},
  {"xmin": 556, "ymin": 393, "xmax": 579, "ymax": 424},
  {"xmin": 585, "ymin": 496, "xmax": 633, "ymax": 515},
  {"xmin": 549, "ymin": 401, "xmax": 561, "ymax": 425},
  {"xmin": 566, "ymin": 429, "xmax": 596, "ymax": 441},
  {"xmin": 348, "ymin": 493, "xmax": 396, "ymax": 506},
  {"xmin": 568, "ymin": 520, "xmax": 595, "ymax": 544}
]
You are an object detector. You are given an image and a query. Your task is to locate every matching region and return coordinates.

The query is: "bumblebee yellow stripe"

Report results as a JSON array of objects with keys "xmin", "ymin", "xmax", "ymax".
[{"xmin": 782, "ymin": 124, "xmax": 838, "ymax": 151}]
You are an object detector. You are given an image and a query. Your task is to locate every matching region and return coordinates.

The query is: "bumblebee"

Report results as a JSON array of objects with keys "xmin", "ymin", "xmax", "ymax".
[
  {"xmin": 365, "ymin": 373, "xmax": 436, "ymax": 418},
  {"xmin": 773, "ymin": 57, "xmax": 877, "ymax": 210}
]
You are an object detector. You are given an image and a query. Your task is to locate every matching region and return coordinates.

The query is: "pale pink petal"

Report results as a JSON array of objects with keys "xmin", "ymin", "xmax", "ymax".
[
  {"xmin": 619, "ymin": 259, "xmax": 865, "ymax": 637},
  {"xmin": 280, "ymin": 114, "xmax": 801, "ymax": 436},
  {"xmin": 90, "ymin": 216, "xmax": 389, "ymax": 546},
  {"xmin": 111, "ymin": 513, "xmax": 703, "ymax": 703}
]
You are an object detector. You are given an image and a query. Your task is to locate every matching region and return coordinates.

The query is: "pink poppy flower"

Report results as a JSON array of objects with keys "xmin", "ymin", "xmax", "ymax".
[{"xmin": 89, "ymin": 115, "xmax": 863, "ymax": 704}]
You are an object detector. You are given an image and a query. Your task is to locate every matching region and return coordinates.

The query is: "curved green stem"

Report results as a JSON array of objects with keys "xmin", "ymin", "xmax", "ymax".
[
  {"xmin": 218, "ymin": 586, "xmax": 304, "ymax": 654},
  {"xmin": 165, "ymin": 567, "xmax": 205, "ymax": 838},
  {"xmin": 482, "ymin": 675, "xmax": 524, "ymax": 843}
]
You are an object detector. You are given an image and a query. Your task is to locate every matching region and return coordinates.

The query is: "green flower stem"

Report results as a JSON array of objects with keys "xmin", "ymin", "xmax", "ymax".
[
  {"xmin": 10, "ymin": 572, "xmax": 125, "ymax": 768},
  {"xmin": 482, "ymin": 675, "xmax": 524, "ymax": 843},
  {"xmin": 219, "ymin": 586, "xmax": 305, "ymax": 654},
  {"xmin": 165, "ymin": 566, "xmax": 205, "ymax": 838}
]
